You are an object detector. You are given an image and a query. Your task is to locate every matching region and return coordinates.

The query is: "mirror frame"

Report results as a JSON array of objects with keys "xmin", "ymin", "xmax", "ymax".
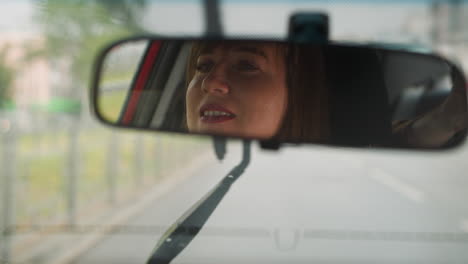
[{"xmin": 90, "ymin": 35, "xmax": 468, "ymax": 150}]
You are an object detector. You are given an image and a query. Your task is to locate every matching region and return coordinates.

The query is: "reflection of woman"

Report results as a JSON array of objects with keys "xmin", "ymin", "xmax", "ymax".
[{"xmin": 184, "ymin": 41, "xmax": 330, "ymax": 142}]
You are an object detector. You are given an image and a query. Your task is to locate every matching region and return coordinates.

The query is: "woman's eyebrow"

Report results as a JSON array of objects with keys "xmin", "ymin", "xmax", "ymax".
[{"xmin": 232, "ymin": 46, "xmax": 268, "ymax": 60}]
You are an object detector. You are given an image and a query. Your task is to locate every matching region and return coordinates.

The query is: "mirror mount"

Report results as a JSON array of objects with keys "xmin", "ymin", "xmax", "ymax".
[
  {"xmin": 288, "ymin": 13, "xmax": 329, "ymax": 43},
  {"xmin": 203, "ymin": 0, "xmax": 223, "ymax": 37},
  {"xmin": 212, "ymin": 136, "xmax": 227, "ymax": 161},
  {"xmin": 259, "ymin": 139, "xmax": 282, "ymax": 151}
]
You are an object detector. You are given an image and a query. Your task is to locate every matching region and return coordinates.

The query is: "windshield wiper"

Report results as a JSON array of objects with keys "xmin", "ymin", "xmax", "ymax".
[{"xmin": 147, "ymin": 140, "xmax": 251, "ymax": 264}]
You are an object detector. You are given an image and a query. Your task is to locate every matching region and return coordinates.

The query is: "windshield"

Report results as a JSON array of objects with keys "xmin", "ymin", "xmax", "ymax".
[{"xmin": 1, "ymin": 1, "xmax": 468, "ymax": 264}]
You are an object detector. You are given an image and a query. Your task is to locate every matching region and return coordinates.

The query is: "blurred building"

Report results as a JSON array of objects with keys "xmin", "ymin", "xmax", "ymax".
[
  {"xmin": 400, "ymin": 1, "xmax": 468, "ymax": 72},
  {"xmin": 0, "ymin": 32, "xmax": 51, "ymax": 109},
  {"xmin": 431, "ymin": 1, "xmax": 468, "ymax": 71},
  {"xmin": 0, "ymin": 32, "xmax": 53, "ymax": 131}
]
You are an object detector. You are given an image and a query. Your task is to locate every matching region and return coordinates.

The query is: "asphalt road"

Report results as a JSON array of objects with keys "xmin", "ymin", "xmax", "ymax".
[{"xmin": 71, "ymin": 141, "xmax": 468, "ymax": 264}]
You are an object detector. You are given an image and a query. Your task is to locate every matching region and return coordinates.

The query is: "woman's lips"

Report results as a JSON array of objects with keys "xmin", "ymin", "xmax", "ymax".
[{"xmin": 199, "ymin": 104, "xmax": 236, "ymax": 123}]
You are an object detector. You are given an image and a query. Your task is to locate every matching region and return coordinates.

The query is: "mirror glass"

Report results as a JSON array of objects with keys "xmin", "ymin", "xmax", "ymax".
[
  {"xmin": 92, "ymin": 38, "xmax": 468, "ymax": 149},
  {"xmin": 98, "ymin": 39, "xmax": 149, "ymax": 122}
]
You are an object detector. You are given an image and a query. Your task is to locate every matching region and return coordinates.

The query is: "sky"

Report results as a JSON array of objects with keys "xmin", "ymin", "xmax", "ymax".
[{"xmin": 0, "ymin": 2, "xmax": 36, "ymax": 33}]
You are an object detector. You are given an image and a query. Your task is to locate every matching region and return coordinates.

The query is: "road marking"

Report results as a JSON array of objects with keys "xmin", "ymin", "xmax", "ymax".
[
  {"xmin": 369, "ymin": 168, "xmax": 425, "ymax": 203},
  {"xmin": 461, "ymin": 219, "xmax": 468, "ymax": 232}
]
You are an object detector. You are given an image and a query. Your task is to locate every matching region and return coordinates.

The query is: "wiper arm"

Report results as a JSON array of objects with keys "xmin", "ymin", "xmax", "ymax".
[{"xmin": 147, "ymin": 140, "xmax": 251, "ymax": 264}]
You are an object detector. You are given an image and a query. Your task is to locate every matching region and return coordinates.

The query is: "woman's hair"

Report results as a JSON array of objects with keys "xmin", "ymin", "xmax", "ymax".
[{"xmin": 185, "ymin": 40, "xmax": 330, "ymax": 143}]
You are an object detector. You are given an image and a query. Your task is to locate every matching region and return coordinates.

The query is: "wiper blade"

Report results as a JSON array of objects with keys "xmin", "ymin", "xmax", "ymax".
[{"xmin": 147, "ymin": 140, "xmax": 251, "ymax": 264}]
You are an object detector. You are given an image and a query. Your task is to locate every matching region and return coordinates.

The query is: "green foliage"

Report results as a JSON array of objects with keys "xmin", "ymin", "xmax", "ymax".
[
  {"xmin": 0, "ymin": 46, "xmax": 14, "ymax": 108},
  {"xmin": 99, "ymin": 89, "xmax": 128, "ymax": 122},
  {"xmin": 32, "ymin": 0, "xmax": 147, "ymax": 94}
]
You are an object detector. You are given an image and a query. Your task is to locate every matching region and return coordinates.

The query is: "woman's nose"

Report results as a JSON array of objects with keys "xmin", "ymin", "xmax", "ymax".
[{"xmin": 201, "ymin": 66, "xmax": 230, "ymax": 95}]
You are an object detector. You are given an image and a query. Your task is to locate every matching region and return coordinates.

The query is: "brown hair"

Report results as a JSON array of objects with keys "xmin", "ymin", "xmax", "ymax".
[{"xmin": 185, "ymin": 40, "xmax": 330, "ymax": 143}]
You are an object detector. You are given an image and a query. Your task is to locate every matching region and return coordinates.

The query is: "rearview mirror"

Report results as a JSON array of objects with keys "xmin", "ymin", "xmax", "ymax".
[{"xmin": 90, "ymin": 36, "xmax": 468, "ymax": 150}]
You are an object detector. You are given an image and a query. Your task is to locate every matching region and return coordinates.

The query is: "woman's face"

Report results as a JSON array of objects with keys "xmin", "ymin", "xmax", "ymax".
[{"xmin": 185, "ymin": 42, "xmax": 288, "ymax": 139}]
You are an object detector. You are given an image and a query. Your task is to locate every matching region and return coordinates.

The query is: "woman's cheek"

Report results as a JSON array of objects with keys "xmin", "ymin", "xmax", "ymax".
[
  {"xmin": 240, "ymin": 80, "xmax": 286, "ymax": 137},
  {"xmin": 260, "ymin": 79, "xmax": 287, "ymax": 134}
]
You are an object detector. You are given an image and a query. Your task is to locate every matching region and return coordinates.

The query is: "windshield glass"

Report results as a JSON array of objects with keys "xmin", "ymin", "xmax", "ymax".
[{"xmin": 1, "ymin": 1, "xmax": 468, "ymax": 263}]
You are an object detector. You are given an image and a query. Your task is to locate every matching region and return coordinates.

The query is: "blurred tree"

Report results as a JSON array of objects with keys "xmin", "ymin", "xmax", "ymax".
[
  {"xmin": 32, "ymin": 0, "xmax": 146, "ymax": 100},
  {"xmin": 28, "ymin": 0, "xmax": 148, "ymax": 226},
  {"xmin": 0, "ymin": 46, "xmax": 14, "ymax": 109}
]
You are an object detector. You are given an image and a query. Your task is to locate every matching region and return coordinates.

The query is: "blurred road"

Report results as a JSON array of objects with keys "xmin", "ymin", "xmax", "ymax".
[{"xmin": 71, "ymin": 142, "xmax": 468, "ymax": 264}]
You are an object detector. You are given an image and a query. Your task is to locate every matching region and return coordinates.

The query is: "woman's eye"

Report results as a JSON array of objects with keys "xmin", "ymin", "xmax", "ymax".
[
  {"xmin": 235, "ymin": 60, "xmax": 259, "ymax": 72},
  {"xmin": 196, "ymin": 61, "xmax": 213, "ymax": 73}
]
